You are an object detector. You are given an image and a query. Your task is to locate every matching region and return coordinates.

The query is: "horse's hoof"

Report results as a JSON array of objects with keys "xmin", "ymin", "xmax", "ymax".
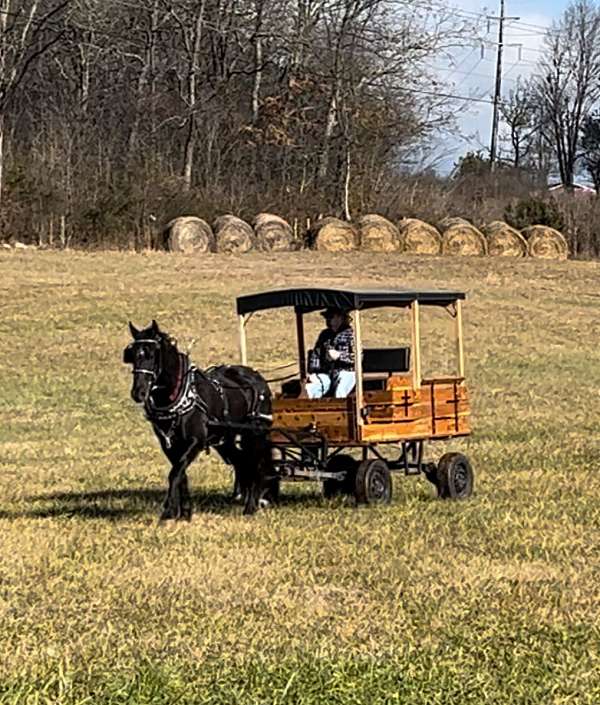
[
  {"xmin": 243, "ymin": 504, "xmax": 258, "ymax": 516},
  {"xmin": 231, "ymin": 492, "xmax": 243, "ymax": 503},
  {"xmin": 258, "ymin": 498, "xmax": 270, "ymax": 509},
  {"xmin": 159, "ymin": 509, "xmax": 174, "ymax": 522}
]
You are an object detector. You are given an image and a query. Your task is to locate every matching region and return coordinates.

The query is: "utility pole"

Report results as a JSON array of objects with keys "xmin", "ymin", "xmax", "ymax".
[{"xmin": 489, "ymin": 0, "xmax": 519, "ymax": 170}]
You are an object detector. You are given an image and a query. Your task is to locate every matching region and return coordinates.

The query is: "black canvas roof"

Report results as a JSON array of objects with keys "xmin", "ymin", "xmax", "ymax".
[{"xmin": 236, "ymin": 287, "xmax": 465, "ymax": 315}]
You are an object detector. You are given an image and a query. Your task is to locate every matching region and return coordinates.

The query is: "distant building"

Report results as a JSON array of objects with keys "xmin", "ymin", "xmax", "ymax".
[{"xmin": 548, "ymin": 183, "xmax": 597, "ymax": 197}]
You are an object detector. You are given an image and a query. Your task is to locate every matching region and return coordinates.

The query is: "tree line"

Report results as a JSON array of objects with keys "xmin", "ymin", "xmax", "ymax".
[
  {"xmin": 498, "ymin": 0, "xmax": 600, "ymax": 192},
  {"xmin": 1, "ymin": 0, "xmax": 476, "ymax": 246},
  {"xmin": 1, "ymin": 0, "xmax": 599, "ymax": 252}
]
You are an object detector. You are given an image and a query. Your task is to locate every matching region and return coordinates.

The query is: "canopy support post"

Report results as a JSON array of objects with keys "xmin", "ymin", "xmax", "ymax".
[
  {"xmin": 455, "ymin": 299, "xmax": 465, "ymax": 377},
  {"xmin": 239, "ymin": 314, "xmax": 248, "ymax": 365},
  {"xmin": 296, "ymin": 310, "xmax": 307, "ymax": 380},
  {"xmin": 352, "ymin": 309, "xmax": 364, "ymax": 433},
  {"xmin": 410, "ymin": 301, "xmax": 421, "ymax": 388}
]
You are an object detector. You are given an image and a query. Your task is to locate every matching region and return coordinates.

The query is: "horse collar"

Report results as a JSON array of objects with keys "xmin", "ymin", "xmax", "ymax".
[
  {"xmin": 169, "ymin": 353, "xmax": 186, "ymax": 403},
  {"xmin": 144, "ymin": 356, "xmax": 206, "ymax": 423}
]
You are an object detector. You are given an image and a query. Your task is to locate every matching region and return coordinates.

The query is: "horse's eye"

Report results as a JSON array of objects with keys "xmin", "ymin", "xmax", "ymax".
[{"xmin": 138, "ymin": 349, "xmax": 146, "ymax": 359}]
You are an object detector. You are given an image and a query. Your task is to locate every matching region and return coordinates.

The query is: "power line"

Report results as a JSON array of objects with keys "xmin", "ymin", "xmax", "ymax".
[
  {"xmin": 490, "ymin": 0, "xmax": 520, "ymax": 168},
  {"xmin": 408, "ymin": 86, "xmax": 501, "ymax": 106}
]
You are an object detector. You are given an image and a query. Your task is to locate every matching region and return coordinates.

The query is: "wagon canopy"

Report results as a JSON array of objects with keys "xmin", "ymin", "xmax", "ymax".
[{"xmin": 236, "ymin": 287, "xmax": 465, "ymax": 315}]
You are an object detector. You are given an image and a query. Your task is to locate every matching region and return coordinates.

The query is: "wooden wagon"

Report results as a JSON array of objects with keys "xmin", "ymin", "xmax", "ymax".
[{"xmin": 236, "ymin": 287, "xmax": 474, "ymax": 504}]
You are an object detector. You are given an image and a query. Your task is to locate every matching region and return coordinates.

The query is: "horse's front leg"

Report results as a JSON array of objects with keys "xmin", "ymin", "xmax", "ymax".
[
  {"xmin": 179, "ymin": 473, "xmax": 192, "ymax": 521},
  {"xmin": 161, "ymin": 439, "xmax": 201, "ymax": 521},
  {"xmin": 232, "ymin": 468, "xmax": 243, "ymax": 502}
]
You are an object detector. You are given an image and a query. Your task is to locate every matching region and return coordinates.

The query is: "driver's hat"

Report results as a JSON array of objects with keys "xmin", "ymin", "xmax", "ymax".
[{"xmin": 320, "ymin": 306, "xmax": 347, "ymax": 319}]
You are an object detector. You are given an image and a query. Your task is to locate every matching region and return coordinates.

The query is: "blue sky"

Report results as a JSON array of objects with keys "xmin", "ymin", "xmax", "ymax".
[{"xmin": 436, "ymin": 0, "xmax": 572, "ymax": 171}]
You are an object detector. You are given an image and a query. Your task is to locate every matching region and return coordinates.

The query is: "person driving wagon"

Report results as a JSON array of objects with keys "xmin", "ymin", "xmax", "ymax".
[{"xmin": 306, "ymin": 307, "xmax": 356, "ymax": 399}]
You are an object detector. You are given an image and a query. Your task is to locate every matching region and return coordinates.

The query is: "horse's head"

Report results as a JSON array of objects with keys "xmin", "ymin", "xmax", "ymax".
[{"xmin": 123, "ymin": 320, "xmax": 166, "ymax": 404}]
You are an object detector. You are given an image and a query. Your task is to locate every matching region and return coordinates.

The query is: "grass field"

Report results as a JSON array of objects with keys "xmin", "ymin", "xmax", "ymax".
[{"xmin": 1, "ymin": 250, "xmax": 599, "ymax": 704}]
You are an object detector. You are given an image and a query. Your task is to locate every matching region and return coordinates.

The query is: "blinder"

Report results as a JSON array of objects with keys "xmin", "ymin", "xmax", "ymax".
[
  {"xmin": 123, "ymin": 343, "xmax": 134, "ymax": 364},
  {"xmin": 123, "ymin": 338, "xmax": 162, "ymax": 376}
]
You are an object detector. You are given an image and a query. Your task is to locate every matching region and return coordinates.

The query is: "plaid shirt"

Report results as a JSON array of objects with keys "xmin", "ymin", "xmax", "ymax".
[{"xmin": 308, "ymin": 325, "xmax": 355, "ymax": 373}]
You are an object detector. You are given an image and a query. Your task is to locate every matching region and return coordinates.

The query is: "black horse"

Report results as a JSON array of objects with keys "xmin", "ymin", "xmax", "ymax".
[{"xmin": 123, "ymin": 320, "xmax": 274, "ymax": 518}]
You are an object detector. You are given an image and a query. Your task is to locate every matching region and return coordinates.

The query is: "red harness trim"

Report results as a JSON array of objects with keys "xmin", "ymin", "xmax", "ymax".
[{"xmin": 169, "ymin": 353, "xmax": 185, "ymax": 403}]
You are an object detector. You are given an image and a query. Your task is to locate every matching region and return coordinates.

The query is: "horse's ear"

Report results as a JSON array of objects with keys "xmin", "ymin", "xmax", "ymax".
[
  {"xmin": 151, "ymin": 319, "xmax": 160, "ymax": 334},
  {"xmin": 129, "ymin": 321, "xmax": 140, "ymax": 338}
]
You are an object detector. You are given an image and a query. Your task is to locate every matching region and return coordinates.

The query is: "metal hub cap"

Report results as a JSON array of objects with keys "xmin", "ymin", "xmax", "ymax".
[
  {"xmin": 369, "ymin": 469, "xmax": 387, "ymax": 501},
  {"xmin": 453, "ymin": 463, "xmax": 469, "ymax": 495}
]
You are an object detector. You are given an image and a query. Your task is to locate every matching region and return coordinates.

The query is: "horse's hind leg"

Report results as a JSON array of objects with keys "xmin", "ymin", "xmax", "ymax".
[
  {"xmin": 216, "ymin": 437, "xmax": 244, "ymax": 502},
  {"xmin": 235, "ymin": 459, "xmax": 257, "ymax": 515},
  {"xmin": 241, "ymin": 432, "xmax": 273, "ymax": 516}
]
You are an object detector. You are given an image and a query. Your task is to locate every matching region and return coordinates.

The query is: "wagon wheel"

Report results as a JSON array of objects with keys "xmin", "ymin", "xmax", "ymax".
[
  {"xmin": 354, "ymin": 458, "xmax": 392, "ymax": 505},
  {"xmin": 323, "ymin": 454, "xmax": 359, "ymax": 499},
  {"xmin": 436, "ymin": 453, "xmax": 474, "ymax": 500}
]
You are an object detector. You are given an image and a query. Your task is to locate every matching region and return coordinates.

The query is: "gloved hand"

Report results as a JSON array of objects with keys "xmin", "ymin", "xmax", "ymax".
[{"xmin": 327, "ymin": 348, "xmax": 341, "ymax": 361}]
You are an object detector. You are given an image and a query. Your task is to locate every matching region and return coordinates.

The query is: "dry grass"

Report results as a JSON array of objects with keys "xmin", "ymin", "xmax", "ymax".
[{"xmin": 1, "ymin": 250, "xmax": 599, "ymax": 704}]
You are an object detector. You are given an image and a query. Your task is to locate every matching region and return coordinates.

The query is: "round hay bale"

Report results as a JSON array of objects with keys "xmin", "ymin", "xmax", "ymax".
[
  {"xmin": 253, "ymin": 212, "xmax": 293, "ymax": 252},
  {"xmin": 441, "ymin": 222, "xmax": 488, "ymax": 256},
  {"xmin": 482, "ymin": 221, "xmax": 527, "ymax": 257},
  {"xmin": 522, "ymin": 225, "xmax": 569, "ymax": 261},
  {"xmin": 164, "ymin": 216, "xmax": 214, "ymax": 254},
  {"xmin": 439, "ymin": 216, "xmax": 471, "ymax": 230},
  {"xmin": 311, "ymin": 217, "xmax": 358, "ymax": 252},
  {"xmin": 398, "ymin": 219, "xmax": 442, "ymax": 255},
  {"xmin": 358, "ymin": 214, "xmax": 402, "ymax": 252},
  {"xmin": 213, "ymin": 215, "xmax": 255, "ymax": 254}
]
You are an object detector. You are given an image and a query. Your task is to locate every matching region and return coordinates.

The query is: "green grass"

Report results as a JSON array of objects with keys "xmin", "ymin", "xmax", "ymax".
[{"xmin": 1, "ymin": 250, "xmax": 599, "ymax": 704}]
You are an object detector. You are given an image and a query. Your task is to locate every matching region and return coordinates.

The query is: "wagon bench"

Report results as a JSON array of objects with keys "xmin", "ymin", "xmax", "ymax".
[{"xmin": 236, "ymin": 287, "xmax": 474, "ymax": 504}]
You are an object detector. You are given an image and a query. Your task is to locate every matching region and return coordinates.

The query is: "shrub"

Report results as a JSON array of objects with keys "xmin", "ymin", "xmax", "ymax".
[{"xmin": 504, "ymin": 197, "xmax": 565, "ymax": 231}]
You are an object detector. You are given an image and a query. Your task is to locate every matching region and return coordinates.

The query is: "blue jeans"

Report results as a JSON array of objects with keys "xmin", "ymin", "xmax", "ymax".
[{"xmin": 306, "ymin": 371, "xmax": 356, "ymax": 399}]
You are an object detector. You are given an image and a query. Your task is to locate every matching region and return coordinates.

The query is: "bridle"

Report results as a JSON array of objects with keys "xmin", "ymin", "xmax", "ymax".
[{"xmin": 128, "ymin": 338, "xmax": 162, "ymax": 382}]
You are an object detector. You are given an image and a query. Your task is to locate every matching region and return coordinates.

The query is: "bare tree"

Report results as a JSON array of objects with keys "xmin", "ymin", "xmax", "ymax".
[
  {"xmin": 500, "ymin": 78, "xmax": 540, "ymax": 169},
  {"xmin": 1, "ymin": 0, "xmax": 483, "ymax": 246},
  {"xmin": 0, "ymin": 0, "xmax": 68, "ymax": 207},
  {"xmin": 581, "ymin": 112, "xmax": 600, "ymax": 193},
  {"xmin": 534, "ymin": 0, "xmax": 600, "ymax": 187}
]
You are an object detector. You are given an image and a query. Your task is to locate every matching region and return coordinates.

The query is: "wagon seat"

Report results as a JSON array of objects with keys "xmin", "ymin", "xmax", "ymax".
[
  {"xmin": 361, "ymin": 347, "xmax": 411, "ymax": 391},
  {"xmin": 280, "ymin": 347, "xmax": 411, "ymax": 397}
]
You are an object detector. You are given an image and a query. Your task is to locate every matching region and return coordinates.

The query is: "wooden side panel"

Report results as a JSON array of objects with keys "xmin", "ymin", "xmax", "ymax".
[
  {"xmin": 361, "ymin": 378, "xmax": 470, "ymax": 442},
  {"xmin": 360, "ymin": 417, "xmax": 432, "ymax": 441},
  {"xmin": 271, "ymin": 378, "xmax": 470, "ymax": 445},
  {"xmin": 360, "ymin": 416, "xmax": 470, "ymax": 443},
  {"xmin": 272, "ymin": 397, "xmax": 356, "ymax": 443}
]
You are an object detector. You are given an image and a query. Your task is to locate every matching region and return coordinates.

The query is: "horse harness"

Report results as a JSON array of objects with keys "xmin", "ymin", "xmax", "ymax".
[{"xmin": 142, "ymin": 353, "xmax": 266, "ymax": 449}]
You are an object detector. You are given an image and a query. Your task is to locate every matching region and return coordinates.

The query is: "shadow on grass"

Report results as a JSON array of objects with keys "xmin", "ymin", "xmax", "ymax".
[{"xmin": 0, "ymin": 486, "xmax": 325, "ymax": 521}]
